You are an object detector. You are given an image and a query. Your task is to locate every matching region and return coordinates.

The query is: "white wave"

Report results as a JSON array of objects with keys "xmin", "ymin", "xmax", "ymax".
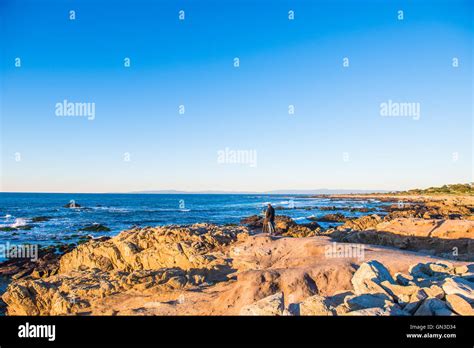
[
  {"xmin": 292, "ymin": 217, "xmax": 306, "ymax": 221},
  {"xmin": 139, "ymin": 208, "xmax": 192, "ymax": 212},
  {"xmin": 11, "ymin": 218, "xmax": 28, "ymax": 228},
  {"xmin": 92, "ymin": 207, "xmax": 130, "ymax": 213}
]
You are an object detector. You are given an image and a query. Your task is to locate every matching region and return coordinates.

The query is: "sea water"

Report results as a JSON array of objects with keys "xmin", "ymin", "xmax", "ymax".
[{"xmin": 0, "ymin": 193, "xmax": 389, "ymax": 252}]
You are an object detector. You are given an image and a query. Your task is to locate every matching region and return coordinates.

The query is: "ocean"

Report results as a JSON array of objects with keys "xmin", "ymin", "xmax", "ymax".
[{"xmin": 0, "ymin": 193, "xmax": 389, "ymax": 253}]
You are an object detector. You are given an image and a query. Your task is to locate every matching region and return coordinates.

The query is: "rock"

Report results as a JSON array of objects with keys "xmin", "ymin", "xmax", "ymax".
[
  {"xmin": 3, "ymin": 223, "xmax": 250, "ymax": 315},
  {"xmin": 433, "ymin": 307, "xmax": 457, "ymax": 316},
  {"xmin": 330, "ymin": 218, "xmax": 474, "ymax": 260},
  {"xmin": 80, "ymin": 223, "xmax": 111, "ymax": 232},
  {"xmin": 350, "ymin": 207, "xmax": 372, "ymax": 213},
  {"xmin": 274, "ymin": 216, "xmax": 297, "ymax": 232},
  {"xmin": 0, "ymin": 244, "xmax": 69, "ymax": 280},
  {"xmin": 316, "ymin": 206, "xmax": 374, "ymax": 213},
  {"xmin": 334, "ymin": 304, "xmax": 350, "ymax": 315},
  {"xmin": 423, "ymin": 285, "xmax": 444, "ymax": 300},
  {"xmin": 454, "ymin": 265, "xmax": 469, "ymax": 275},
  {"xmin": 18, "ymin": 225, "xmax": 34, "ymax": 230},
  {"xmin": 280, "ymin": 223, "xmax": 320, "ymax": 238},
  {"xmin": 311, "ymin": 213, "xmax": 348, "ymax": 223},
  {"xmin": 351, "ymin": 260, "xmax": 394, "ymax": 295},
  {"xmin": 380, "ymin": 197, "xmax": 473, "ymax": 221},
  {"xmin": 409, "ymin": 262, "xmax": 454, "ymax": 279},
  {"xmin": 381, "ymin": 219, "xmax": 474, "ymax": 245},
  {"xmin": 344, "ymin": 293, "xmax": 392, "ymax": 310},
  {"xmin": 64, "ymin": 202, "xmax": 81, "ymax": 208},
  {"xmin": 1, "ymin": 225, "xmax": 35, "ymax": 231},
  {"xmin": 339, "ymin": 214, "xmax": 383, "ymax": 231},
  {"xmin": 445, "ymin": 294, "xmax": 474, "ymax": 315},
  {"xmin": 403, "ymin": 289, "xmax": 429, "ymax": 314},
  {"xmin": 240, "ymin": 215, "xmax": 263, "ymax": 229},
  {"xmin": 31, "ymin": 216, "xmax": 51, "ymax": 222},
  {"xmin": 3, "ymin": 268, "xmax": 191, "ymax": 315},
  {"xmin": 300, "ymin": 221, "xmax": 322, "ymax": 230},
  {"xmin": 428, "ymin": 262, "xmax": 454, "ymax": 275},
  {"xmin": 441, "ymin": 277, "xmax": 474, "ymax": 301},
  {"xmin": 59, "ymin": 223, "xmax": 247, "ymax": 276},
  {"xmin": 380, "ymin": 281, "xmax": 419, "ymax": 305},
  {"xmin": 414, "ymin": 298, "xmax": 450, "ymax": 316},
  {"xmin": 299, "ymin": 295, "xmax": 335, "ymax": 315},
  {"xmin": 394, "ymin": 273, "xmax": 414, "ymax": 286},
  {"xmin": 91, "ymin": 236, "xmax": 111, "ymax": 242},
  {"xmin": 239, "ymin": 292, "xmax": 284, "ymax": 316}
]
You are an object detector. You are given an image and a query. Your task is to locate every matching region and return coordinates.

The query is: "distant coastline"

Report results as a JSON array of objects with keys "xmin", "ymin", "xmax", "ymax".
[{"xmin": 0, "ymin": 189, "xmax": 405, "ymax": 195}]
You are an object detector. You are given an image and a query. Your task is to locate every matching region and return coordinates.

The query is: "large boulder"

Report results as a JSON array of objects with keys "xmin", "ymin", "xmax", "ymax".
[
  {"xmin": 329, "ymin": 219, "xmax": 474, "ymax": 260},
  {"xmin": 351, "ymin": 260, "xmax": 394, "ymax": 295},
  {"xmin": 280, "ymin": 223, "xmax": 321, "ymax": 238},
  {"xmin": 299, "ymin": 294, "xmax": 335, "ymax": 315},
  {"xmin": 59, "ymin": 223, "xmax": 247, "ymax": 277},
  {"xmin": 239, "ymin": 292, "xmax": 285, "ymax": 316},
  {"xmin": 240, "ymin": 215, "xmax": 263, "ymax": 229},
  {"xmin": 2, "ymin": 268, "xmax": 192, "ymax": 315},
  {"xmin": 409, "ymin": 262, "xmax": 454, "ymax": 279},
  {"xmin": 274, "ymin": 216, "xmax": 298, "ymax": 232},
  {"xmin": 403, "ymin": 288, "xmax": 430, "ymax": 314},
  {"xmin": 80, "ymin": 223, "xmax": 111, "ymax": 232},
  {"xmin": 414, "ymin": 298, "xmax": 452, "ymax": 316},
  {"xmin": 380, "ymin": 281, "xmax": 420, "ymax": 305},
  {"xmin": 312, "ymin": 213, "xmax": 348, "ymax": 223},
  {"xmin": 423, "ymin": 285, "xmax": 445, "ymax": 300},
  {"xmin": 445, "ymin": 294, "xmax": 474, "ymax": 315},
  {"xmin": 64, "ymin": 202, "xmax": 81, "ymax": 208},
  {"xmin": 339, "ymin": 214, "xmax": 383, "ymax": 231},
  {"xmin": 344, "ymin": 293, "xmax": 392, "ymax": 310},
  {"xmin": 394, "ymin": 273, "xmax": 415, "ymax": 286},
  {"xmin": 441, "ymin": 277, "xmax": 474, "ymax": 301}
]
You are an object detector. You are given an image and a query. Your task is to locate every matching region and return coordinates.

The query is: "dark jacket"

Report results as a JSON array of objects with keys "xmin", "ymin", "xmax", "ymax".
[{"xmin": 265, "ymin": 206, "xmax": 275, "ymax": 222}]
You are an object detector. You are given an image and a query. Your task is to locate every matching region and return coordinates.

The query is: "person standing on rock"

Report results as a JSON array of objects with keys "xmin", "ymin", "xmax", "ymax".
[{"xmin": 265, "ymin": 203, "xmax": 276, "ymax": 235}]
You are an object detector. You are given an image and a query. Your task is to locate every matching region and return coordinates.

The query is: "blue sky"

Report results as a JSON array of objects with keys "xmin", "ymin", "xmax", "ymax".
[{"xmin": 1, "ymin": 0, "xmax": 472, "ymax": 193}]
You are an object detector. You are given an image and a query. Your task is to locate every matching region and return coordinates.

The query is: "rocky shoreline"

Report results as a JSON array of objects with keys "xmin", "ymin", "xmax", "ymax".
[{"xmin": 0, "ymin": 193, "xmax": 472, "ymax": 316}]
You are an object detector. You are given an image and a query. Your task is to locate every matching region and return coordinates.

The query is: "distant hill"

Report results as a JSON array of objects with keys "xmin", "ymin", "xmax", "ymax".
[
  {"xmin": 130, "ymin": 184, "xmax": 473, "ymax": 195},
  {"xmin": 130, "ymin": 189, "xmax": 388, "ymax": 195}
]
